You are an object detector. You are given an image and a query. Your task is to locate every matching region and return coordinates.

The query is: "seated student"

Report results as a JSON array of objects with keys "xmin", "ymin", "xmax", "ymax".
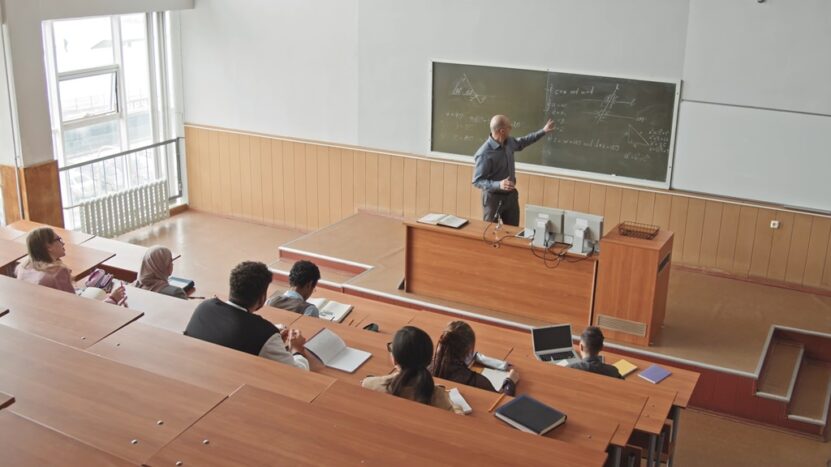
[
  {"xmin": 16, "ymin": 227, "xmax": 125, "ymax": 304},
  {"xmin": 134, "ymin": 246, "xmax": 187, "ymax": 299},
  {"xmin": 430, "ymin": 321, "xmax": 519, "ymax": 395},
  {"xmin": 362, "ymin": 326, "xmax": 462, "ymax": 413},
  {"xmin": 567, "ymin": 326, "xmax": 622, "ymax": 379},
  {"xmin": 184, "ymin": 261, "xmax": 310, "ymax": 370},
  {"xmin": 266, "ymin": 260, "xmax": 320, "ymax": 317}
]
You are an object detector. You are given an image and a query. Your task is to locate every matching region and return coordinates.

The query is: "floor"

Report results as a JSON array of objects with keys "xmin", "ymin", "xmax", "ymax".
[{"xmin": 120, "ymin": 210, "xmax": 830, "ymax": 466}]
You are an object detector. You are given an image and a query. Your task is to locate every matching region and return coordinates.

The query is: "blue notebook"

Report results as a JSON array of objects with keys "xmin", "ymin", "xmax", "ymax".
[{"xmin": 638, "ymin": 364, "xmax": 671, "ymax": 384}]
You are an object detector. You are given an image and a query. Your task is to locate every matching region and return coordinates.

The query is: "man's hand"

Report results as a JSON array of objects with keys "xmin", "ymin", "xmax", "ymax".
[
  {"xmin": 499, "ymin": 178, "xmax": 515, "ymax": 191},
  {"xmin": 542, "ymin": 118, "xmax": 556, "ymax": 133},
  {"xmin": 287, "ymin": 329, "xmax": 307, "ymax": 353}
]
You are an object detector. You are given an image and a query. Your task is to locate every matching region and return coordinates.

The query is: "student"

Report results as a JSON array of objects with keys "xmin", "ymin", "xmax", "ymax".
[
  {"xmin": 568, "ymin": 326, "xmax": 622, "ymax": 379},
  {"xmin": 134, "ymin": 246, "xmax": 187, "ymax": 299},
  {"xmin": 16, "ymin": 227, "xmax": 125, "ymax": 304},
  {"xmin": 266, "ymin": 260, "xmax": 320, "ymax": 317},
  {"xmin": 430, "ymin": 321, "xmax": 519, "ymax": 395},
  {"xmin": 185, "ymin": 261, "xmax": 310, "ymax": 370},
  {"xmin": 362, "ymin": 326, "xmax": 462, "ymax": 413}
]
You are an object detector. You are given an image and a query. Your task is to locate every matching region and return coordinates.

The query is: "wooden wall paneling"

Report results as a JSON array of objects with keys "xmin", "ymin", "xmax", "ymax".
[
  {"xmin": 635, "ymin": 191, "xmax": 655, "ymax": 224},
  {"xmin": 365, "ymin": 152, "xmax": 379, "ymax": 212},
  {"xmin": 469, "ymin": 183, "xmax": 483, "ymax": 221},
  {"xmin": 248, "ymin": 135, "xmax": 264, "ymax": 222},
  {"xmin": 455, "ymin": 164, "xmax": 471, "ymax": 219},
  {"xmin": 389, "ymin": 155, "xmax": 404, "ymax": 217},
  {"xmin": 603, "ymin": 186, "xmax": 622, "ymax": 235},
  {"xmin": 715, "ymin": 204, "xmax": 741, "ymax": 272},
  {"xmin": 619, "ymin": 189, "xmax": 639, "ymax": 224},
  {"xmin": 402, "ymin": 158, "xmax": 417, "ymax": 218},
  {"xmin": 198, "ymin": 128, "xmax": 212, "ymax": 211},
  {"xmin": 238, "ymin": 135, "xmax": 253, "ymax": 220},
  {"xmin": 731, "ymin": 207, "xmax": 758, "ymax": 276},
  {"xmin": 208, "ymin": 130, "xmax": 221, "ymax": 213},
  {"xmin": 527, "ymin": 175, "xmax": 545, "ymax": 207},
  {"xmin": 18, "ymin": 160, "xmax": 64, "ymax": 227},
  {"xmin": 802, "ymin": 218, "xmax": 831, "ymax": 287},
  {"xmin": 281, "ymin": 141, "xmax": 297, "ymax": 227},
  {"xmin": 668, "ymin": 196, "xmax": 689, "ymax": 260},
  {"xmin": 651, "ymin": 194, "xmax": 671, "ymax": 230},
  {"xmin": 353, "ymin": 151, "xmax": 367, "ymax": 212},
  {"xmin": 542, "ymin": 178, "xmax": 560, "ymax": 208},
  {"xmin": 698, "ymin": 201, "xmax": 724, "ymax": 268},
  {"xmin": 588, "ymin": 184, "xmax": 606, "ymax": 216},
  {"xmin": 184, "ymin": 127, "xmax": 200, "ymax": 210},
  {"xmin": 317, "ymin": 146, "xmax": 331, "ymax": 227},
  {"xmin": 259, "ymin": 138, "xmax": 274, "ymax": 224},
  {"xmin": 429, "ymin": 162, "xmax": 444, "ymax": 212},
  {"xmin": 681, "ymin": 198, "xmax": 706, "ymax": 264},
  {"xmin": 442, "ymin": 164, "xmax": 458, "ymax": 215},
  {"xmin": 218, "ymin": 131, "xmax": 232, "ymax": 215},
  {"xmin": 558, "ymin": 179, "xmax": 575, "ymax": 210},
  {"xmin": 378, "ymin": 154, "xmax": 392, "ymax": 215},
  {"xmin": 573, "ymin": 181, "xmax": 591, "ymax": 213},
  {"xmin": 748, "ymin": 209, "xmax": 777, "ymax": 278},
  {"xmin": 515, "ymin": 172, "xmax": 530, "ymax": 225},
  {"xmin": 293, "ymin": 143, "xmax": 308, "ymax": 228},
  {"xmin": 328, "ymin": 148, "xmax": 343, "ymax": 221},
  {"xmin": 270, "ymin": 139, "xmax": 285, "ymax": 225},
  {"xmin": 766, "ymin": 211, "xmax": 795, "ymax": 281},
  {"xmin": 228, "ymin": 133, "xmax": 242, "ymax": 216},
  {"xmin": 823, "ymin": 233, "xmax": 831, "ymax": 287},
  {"xmin": 340, "ymin": 149, "xmax": 355, "ymax": 220},
  {"xmin": 784, "ymin": 214, "xmax": 815, "ymax": 284},
  {"xmin": 415, "ymin": 160, "xmax": 430, "ymax": 216},
  {"xmin": 305, "ymin": 145, "xmax": 320, "ymax": 229}
]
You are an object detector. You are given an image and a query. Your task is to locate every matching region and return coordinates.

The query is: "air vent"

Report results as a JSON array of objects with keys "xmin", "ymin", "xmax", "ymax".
[{"xmin": 597, "ymin": 315, "xmax": 647, "ymax": 337}]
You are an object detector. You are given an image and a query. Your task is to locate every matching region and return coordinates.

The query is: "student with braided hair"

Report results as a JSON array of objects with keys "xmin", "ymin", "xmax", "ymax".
[{"xmin": 430, "ymin": 321, "xmax": 519, "ymax": 395}]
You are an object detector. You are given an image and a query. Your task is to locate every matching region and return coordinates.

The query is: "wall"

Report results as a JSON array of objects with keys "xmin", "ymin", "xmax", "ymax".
[{"xmin": 185, "ymin": 125, "xmax": 831, "ymax": 293}]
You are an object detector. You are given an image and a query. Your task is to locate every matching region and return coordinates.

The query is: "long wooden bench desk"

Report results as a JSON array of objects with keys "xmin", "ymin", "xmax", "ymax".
[
  {"xmin": 150, "ymin": 384, "xmax": 606, "ymax": 467},
  {"xmin": 0, "ymin": 411, "xmax": 133, "ymax": 466},
  {"xmin": 0, "ymin": 325, "xmax": 227, "ymax": 465},
  {"xmin": 0, "ymin": 391, "xmax": 13, "ymax": 410},
  {"xmin": 0, "ymin": 238, "xmax": 28, "ymax": 272},
  {"xmin": 88, "ymin": 322, "xmax": 336, "ymax": 401},
  {"xmin": 0, "ymin": 225, "xmax": 26, "ymax": 240},
  {"xmin": 124, "ymin": 285, "xmax": 200, "ymax": 333},
  {"xmin": 9, "ymin": 220, "xmax": 94, "ymax": 244},
  {"xmin": 81, "ymin": 236, "xmax": 181, "ymax": 282},
  {"xmin": 0, "ymin": 275, "xmax": 142, "ymax": 349}
]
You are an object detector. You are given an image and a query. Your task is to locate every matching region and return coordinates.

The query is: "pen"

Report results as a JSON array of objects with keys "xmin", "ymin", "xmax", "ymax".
[{"xmin": 488, "ymin": 392, "xmax": 507, "ymax": 413}]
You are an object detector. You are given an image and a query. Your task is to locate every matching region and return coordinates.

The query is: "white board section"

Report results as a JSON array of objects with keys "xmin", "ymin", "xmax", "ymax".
[{"xmin": 673, "ymin": 101, "xmax": 831, "ymax": 212}]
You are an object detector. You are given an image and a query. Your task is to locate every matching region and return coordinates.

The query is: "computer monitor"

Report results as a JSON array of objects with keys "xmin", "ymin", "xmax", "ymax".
[
  {"xmin": 563, "ymin": 210, "xmax": 604, "ymax": 255},
  {"xmin": 523, "ymin": 205, "xmax": 564, "ymax": 248}
]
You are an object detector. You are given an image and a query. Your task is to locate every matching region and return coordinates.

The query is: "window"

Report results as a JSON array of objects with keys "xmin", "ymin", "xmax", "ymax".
[{"xmin": 43, "ymin": 14, "xmax": 163, "ymax": 164}]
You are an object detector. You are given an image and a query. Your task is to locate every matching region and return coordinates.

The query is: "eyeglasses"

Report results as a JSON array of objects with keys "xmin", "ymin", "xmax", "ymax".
[{"xmin": 386, "ymin": 342, "xmax": 392, "ymax": 353}]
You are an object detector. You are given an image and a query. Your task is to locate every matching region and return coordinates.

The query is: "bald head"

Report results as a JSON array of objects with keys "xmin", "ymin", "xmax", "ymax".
[{"xmin": 489, "ymin": 115, "xmax": 512, "ymax": 143}]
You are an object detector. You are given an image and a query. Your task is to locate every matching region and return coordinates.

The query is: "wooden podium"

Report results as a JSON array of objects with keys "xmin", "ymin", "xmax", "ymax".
[
  {"xmin": 404, "ymin": 219, "xmax": 597, "ymax": 326},
  {"xmin": 593, "ymin": 224, "xmax": 674, "ymax": 346}
]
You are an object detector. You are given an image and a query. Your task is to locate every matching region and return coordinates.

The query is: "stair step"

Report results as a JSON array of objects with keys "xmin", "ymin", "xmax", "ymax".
[
  {"xmin": 787, "ymin": 359, "xmax": 831, "ymax": 426},
  {"xmin": 756, "ymin": 339, "xmax": 804, "ymax": 401}
]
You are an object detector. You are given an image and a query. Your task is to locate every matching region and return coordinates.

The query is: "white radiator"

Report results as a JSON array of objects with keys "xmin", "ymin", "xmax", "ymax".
[{"xmin": 77, "ymin": 180, "xmax": 170, "ymax": 238}]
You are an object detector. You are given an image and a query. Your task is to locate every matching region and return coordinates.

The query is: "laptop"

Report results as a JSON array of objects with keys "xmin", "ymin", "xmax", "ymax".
[{"xmin": 532, "ymin": 324, "xmax": 577, "ymax": 363}]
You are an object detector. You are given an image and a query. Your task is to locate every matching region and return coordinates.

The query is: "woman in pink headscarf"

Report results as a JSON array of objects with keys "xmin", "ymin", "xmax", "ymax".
[{"xmin": 134, "ymin": 246, "xmax": 187, "ymax": 299}]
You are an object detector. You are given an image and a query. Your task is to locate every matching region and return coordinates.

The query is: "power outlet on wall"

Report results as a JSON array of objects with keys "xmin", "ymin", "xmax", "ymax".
[{"xmin": 770, "ymin": 220, "xmax": 780, "ymax": 229}]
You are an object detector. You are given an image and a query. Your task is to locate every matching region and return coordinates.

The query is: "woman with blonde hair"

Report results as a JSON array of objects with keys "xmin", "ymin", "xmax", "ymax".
[
  {"xmin": 16, "ymin": 227, "xmax": 125, "ymax": 303},
  {"xmin": 135, "ymin": 246, "xmax": 187, "ymax": 299}
]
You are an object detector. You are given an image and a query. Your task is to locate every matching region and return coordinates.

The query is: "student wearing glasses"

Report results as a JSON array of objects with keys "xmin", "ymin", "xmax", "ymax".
[
  {"xmin": 362, "ymin": 326, "xmax": 463, "ymax": 413},
  {"xmin": 16, "ymin": 227, "xmax": 125, "ymax": 303}
]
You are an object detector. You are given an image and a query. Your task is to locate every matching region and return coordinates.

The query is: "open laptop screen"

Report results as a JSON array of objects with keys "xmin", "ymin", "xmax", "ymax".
[{"xmin": 532, "ymin": 325, "xmax": 573, "ymax": 353}]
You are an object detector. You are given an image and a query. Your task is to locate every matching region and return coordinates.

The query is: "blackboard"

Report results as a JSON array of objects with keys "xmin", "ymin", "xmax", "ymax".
[{"xmin": 431, "ymin": 62, "xmax": 680, "ymax": 185}]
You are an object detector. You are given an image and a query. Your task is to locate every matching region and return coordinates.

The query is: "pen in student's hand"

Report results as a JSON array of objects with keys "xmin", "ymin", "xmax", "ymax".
[{"xmin": 488, "ymin": 392, "xmax": 507, "ymax": 413}]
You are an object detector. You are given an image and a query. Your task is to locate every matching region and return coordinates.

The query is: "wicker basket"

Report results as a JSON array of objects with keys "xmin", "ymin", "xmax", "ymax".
[{"xmin": 618, "ymin": 221, "xmax": 660, "ymax": 240}]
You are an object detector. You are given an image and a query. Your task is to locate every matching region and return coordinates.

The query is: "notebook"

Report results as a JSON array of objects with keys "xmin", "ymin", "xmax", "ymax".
[
  {"xmin": 638, "ymin": 364, "xmax": 672, "ymax": 384},
  {"xmin": 480, "ymin": 368, "xmax": 510, "ymax": 391},
  {"xmin": 307, "ymin": 297, "xmax": 353, "ymax": 323},
  {"xmin": 613, "ymin": 359, "xmax": 639, "ymax": 378},
  {"xmin": 448, "ymin": 388, "xmax": 472, "ymax": 415},
  {"xmin": 169, "ymin": 276, "xmax": 195, "ymax": 290},
  {"xmin": 304, "ymin": 328, "xmax": 371, "ymax": 373},
  {"xmin": 417, "ymin": 213, "xmax": 468, "ymax": 229},
  {"xmin": 494, "ymin": 395, "xmax": 566, "ymax": 436}
]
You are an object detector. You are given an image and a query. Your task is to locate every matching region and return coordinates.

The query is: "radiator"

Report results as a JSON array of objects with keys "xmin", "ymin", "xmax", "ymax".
[{"xmin": 77, "ymin": 180, "xmax": 170, "ymax": 238}]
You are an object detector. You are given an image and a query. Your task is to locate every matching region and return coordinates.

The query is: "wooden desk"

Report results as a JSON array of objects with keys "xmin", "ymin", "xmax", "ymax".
[
  {"xmin": 62, "ymin": 243, "xmax": 116, "ymax": 280},
  {"xmin": 0, "ymin": 238, "xmax": 27, "ymax": 271},
  {"xmin": 9, "ymin": 220, "xmax": 94, "ymax": 244},
  {"xmin": 314, "ymin": 381, "xmax": 611, "ymax": 462},
  {"xmin": 0, "ymin": 411, "xmax": 133, "ymax": 466},
  {"xmin": 0, "ymin": 325, "xmax": 226, "ymax": 465},
  {"xmin": 150, "ymin": 384, "xmax": 606, "ymax": 467},
  {"xmin": 407, "ymin": 311, "xmax": 520, "ymax": 362},
  {"xmin": 81, "ymin": 236, "xmax": 181, "ymax": 282},
  {"xmin": 404, "ymin": 219, "xmax": 597, "ymax": 325},
  {"xmin": 0, "ymin": 226, "xmax": 26, "ymax": 240},
  {"xmin": 0, "ymin": 391, "xmax": 13, "ymax": 410},
  {"xmin": 125, "ymin": 285, "xmax": 199, "ymax": 333},
  {"xmin": 313, "ymin": 286, "xmax": 416, "ymax": 334},
  {"xmin": 0, "ymin": 275, "xmax": 142, "ymax": 349},
  {"xmin": 89, "ymin": 322, "xmax": 336, "ymax": 400}
]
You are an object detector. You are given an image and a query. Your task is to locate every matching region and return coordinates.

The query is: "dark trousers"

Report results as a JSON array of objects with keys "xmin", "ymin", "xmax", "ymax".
[{"xmin": 482, "ymin": 190, "xmax": 520, "ymax": 226}]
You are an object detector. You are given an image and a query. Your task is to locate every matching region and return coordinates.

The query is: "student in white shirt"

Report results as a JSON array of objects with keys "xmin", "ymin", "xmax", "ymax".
[{"xmin": 266, "ymin": 260, "xmax": 321, "ymax": 317}]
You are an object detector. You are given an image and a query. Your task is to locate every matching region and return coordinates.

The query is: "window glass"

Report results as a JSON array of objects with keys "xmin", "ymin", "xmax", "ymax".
[
  {"xmin": 58, "ymin": 72, "xmax": 117, "ymax": 122},
  {"xmin": 62, "ymin": 120, "xmax": 120, "ymax": 161},
  {"xmin": 53, "ymin": 17, "xmax": 115, "ymax": 73}
]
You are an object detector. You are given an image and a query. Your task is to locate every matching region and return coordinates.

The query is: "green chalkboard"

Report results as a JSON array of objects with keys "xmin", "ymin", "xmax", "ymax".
[{"xmin": 431, "ymin": 62, "xmax": 679, "ymax": 184}]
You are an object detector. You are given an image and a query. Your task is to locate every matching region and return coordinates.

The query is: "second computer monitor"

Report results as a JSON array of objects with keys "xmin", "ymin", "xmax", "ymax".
[
  {"xmin": 524, "ymin": 205, "xmax": 565, "ymax": 248},
  {"xmin": 563, "ymin": 211, "xmax": 604, "ymax": 255}
]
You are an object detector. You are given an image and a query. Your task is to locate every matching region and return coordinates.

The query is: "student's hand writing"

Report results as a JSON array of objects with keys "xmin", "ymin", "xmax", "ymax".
[
  {"xmin": 108, "ymin": 285, "xmax": 126, "ymax": 304},
  {"xmin": 288, "ymin": 329, "xmax": 306, "ymax": 352}
]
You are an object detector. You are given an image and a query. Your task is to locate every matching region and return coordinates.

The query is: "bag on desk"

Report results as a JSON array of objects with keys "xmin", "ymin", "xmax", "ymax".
[{"xmin": 85, "ymin": 268, "xmax": 114, "ymax": 292}]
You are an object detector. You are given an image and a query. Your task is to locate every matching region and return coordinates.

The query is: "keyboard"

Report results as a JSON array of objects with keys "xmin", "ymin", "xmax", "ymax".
[{"xmin": 539, "ymin": 351, "xmax": 575, "ymax": 361}]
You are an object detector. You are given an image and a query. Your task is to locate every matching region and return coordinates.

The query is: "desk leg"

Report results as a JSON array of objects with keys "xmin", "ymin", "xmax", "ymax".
[
  {"xmin": 668, "ymin": 406, "xmax": 681, "ymax": 467},
  {"xmin": 648, "ymin": 435, "xmax": 657, "ymax": 467},
  {"xmin": 611, "ymin": 446, "xmax": 622, "ymax": 467},
  {"xmin": 656, "ymin": 431, "xmax": 666, "ymax": 466}
]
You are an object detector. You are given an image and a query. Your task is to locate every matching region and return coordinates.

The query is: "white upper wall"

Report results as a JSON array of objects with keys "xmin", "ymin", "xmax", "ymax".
[{"xmin": 178, "ymin": 0, "xmax": 359, "ymax": 144}]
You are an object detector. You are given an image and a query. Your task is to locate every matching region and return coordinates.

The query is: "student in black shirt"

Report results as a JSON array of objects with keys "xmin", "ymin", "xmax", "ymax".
[{"xmin": 568, "ymin": 326, "xmax": 622, "ymax": 379}]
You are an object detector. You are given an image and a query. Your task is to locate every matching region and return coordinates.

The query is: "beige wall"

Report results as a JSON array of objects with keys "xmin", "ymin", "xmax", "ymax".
[{"xmin": 185, "ymin": 125, "xmax": 831, "ymax": 293}]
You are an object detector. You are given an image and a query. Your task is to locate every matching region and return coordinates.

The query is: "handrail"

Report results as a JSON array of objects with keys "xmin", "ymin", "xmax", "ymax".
[{"xmin": 59, "ymin": 137, "xmax": 180, "ymax": 171}]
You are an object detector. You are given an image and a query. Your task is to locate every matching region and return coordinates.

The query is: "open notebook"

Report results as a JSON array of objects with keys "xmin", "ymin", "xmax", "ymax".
[
  {"xmin": 304, "ymin": 328, "xmax": 371, "ymax": 373},
  {"xmin": 307, "ymin": 298, "xmax": 353, "ymax": 323},
  {"xmin": 417, "ymin": 213, "xmax": 468, "ymax": 229}
]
